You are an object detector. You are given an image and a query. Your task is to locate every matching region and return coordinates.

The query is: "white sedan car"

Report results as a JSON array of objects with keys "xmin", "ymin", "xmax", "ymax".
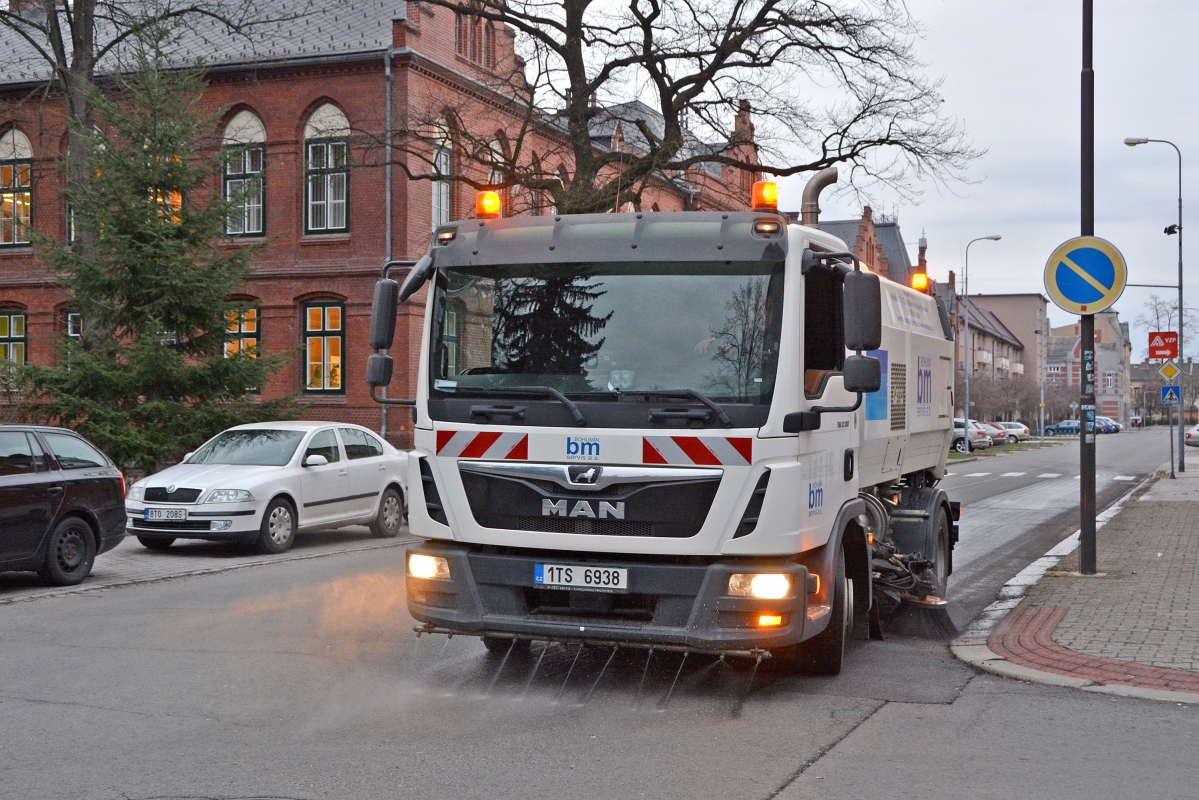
[{"xmin": 125, "ymin": 422, "xmax": 407, "ymax": 553}]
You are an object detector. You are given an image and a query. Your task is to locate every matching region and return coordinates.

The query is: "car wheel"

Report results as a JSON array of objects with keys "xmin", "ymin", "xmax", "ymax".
[
  {"xmin": 137, "ymin": 536, "xmax": 175, "ymax": 550},
  {"xmin": 370, "ymin": 488, "xmax": 404, "ymax": 539},
  {"xmin": 794, "ymin": 546, "xmax": 847, "ymax": 675},
  {"xmin": 39, "ymin": 517, "xmax": 96, "ymax": 586},
  {"xmin": 954, "ymin": 437, "xmax": 969, "ymax": 454},
  {"xmin": 255, "ymin": 498, "xmax": 297, "ymax": 554}
]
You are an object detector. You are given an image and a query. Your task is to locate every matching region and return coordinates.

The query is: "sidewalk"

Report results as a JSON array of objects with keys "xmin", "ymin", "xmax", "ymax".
[{"xmin": 953, "ymin": 454, "xmax": 1199, "ymax": 703}]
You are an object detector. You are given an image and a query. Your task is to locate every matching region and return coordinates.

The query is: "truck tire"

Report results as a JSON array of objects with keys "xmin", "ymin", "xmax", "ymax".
[
  {"xmin": 932, "ymin": 506, "xmax": 951, "ymax": 597},
  {"xmin": 795, "ymin": 546, "xmax": 847, "ymax": 675}
]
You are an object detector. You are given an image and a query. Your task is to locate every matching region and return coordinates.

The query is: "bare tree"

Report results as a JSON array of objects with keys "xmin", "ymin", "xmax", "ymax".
[
  {"xmin": 386, "ymin": 0, "xmax": 980, "ymax": 215},
  {"xmin": 1134, "ymin": 293, "xmax": 1199, "ymax": 359}
]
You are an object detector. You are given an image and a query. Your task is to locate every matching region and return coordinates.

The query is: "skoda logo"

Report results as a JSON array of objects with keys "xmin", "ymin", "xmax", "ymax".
[
  {"xmin": 166, "ymin": 485, "xmax": 177, "ymax": 494},
  {"xmin": 568, "ymin": 466, "xmax": 601, "ymax": 485}
]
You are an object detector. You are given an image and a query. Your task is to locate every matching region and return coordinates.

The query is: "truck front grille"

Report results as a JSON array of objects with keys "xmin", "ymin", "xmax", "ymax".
[{"xmin": 514, "ymin": 516, "xmax": 655, "ymax": 537}]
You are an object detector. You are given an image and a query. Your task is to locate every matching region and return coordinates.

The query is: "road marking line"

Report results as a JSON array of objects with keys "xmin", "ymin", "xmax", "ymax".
[
  {"xmin": 1114, "ymin": 475, "xmax": 1136, "ymax": 481},
  {"xmin": 944, "ymin": 472, "xmax": 956, "ymax": 476},
  {"xmin": 1001, "ymin": 472, "xmax": 1026, "ymax": 477},
  {"xmin": 1074, "ymin": 475, "xmax": 1081, "ymax": 479},
  {"xmin": 1037, "ymin": 473, "xmax": 1062, "ymax": 478},
  {"xmin": 965, "ymin": 472, "xmax": 991, "ymax": 477}
]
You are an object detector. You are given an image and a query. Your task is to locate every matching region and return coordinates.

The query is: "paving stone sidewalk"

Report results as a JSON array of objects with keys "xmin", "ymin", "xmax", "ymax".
[
  {"xmin": 0, "ymin": 527, "xmax": 417, "ymax": 605},
  {"xmin": 955, "ymin": 459, "xmax": 1199, "ymax": 701}
]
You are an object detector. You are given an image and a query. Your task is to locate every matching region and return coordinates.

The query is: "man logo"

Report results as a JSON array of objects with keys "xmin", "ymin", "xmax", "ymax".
[
  {"xmin": 542, "ymin": 499, "xmax": 625, "ymax": 519},
  {"xmin": 566, "ymin": 436, "xmax": 601, "ymax": 460},
  {"xmin": 568, "ymin": 466, "xmax": 601, "ymax": 484}
]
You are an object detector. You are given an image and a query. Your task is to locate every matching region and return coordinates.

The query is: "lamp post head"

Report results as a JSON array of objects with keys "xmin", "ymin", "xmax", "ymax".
[
  {"xmin": 986, "ymin": 235, "xmax": 1001, "ymax": 241},
  {"xmin": 1124, "ymin": 137, "xmax": 1149, "ymax": 146}
]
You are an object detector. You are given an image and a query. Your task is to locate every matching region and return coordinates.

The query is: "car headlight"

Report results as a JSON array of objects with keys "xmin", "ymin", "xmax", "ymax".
[
  {"xmin": 728, "ymin": 573, "xmax": 791, "ymax": 599},
  {"xmin": 127, "ymin": 486, "xmax": 144, "ymax": 501},
  {"xmin": 205, "ymin": 489, "xmax": 254, "ymax": 503}
]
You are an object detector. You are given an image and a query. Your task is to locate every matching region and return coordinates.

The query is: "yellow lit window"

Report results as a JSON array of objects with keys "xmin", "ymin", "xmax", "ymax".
[{"xmin": 303, "ymin": 302, "xmax": 343, "ymax": 392}]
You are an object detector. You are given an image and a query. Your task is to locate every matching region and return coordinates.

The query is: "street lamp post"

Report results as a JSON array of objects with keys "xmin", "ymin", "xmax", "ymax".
[
  {"xmin": 962, "ymin": 235, "xmax": 1002, "ymax": 432},
  {"xmin": 1125, "ymin": 136, "xmax": 1184, "ymax": 471}
]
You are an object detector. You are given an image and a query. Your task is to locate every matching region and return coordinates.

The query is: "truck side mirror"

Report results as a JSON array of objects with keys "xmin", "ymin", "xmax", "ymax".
[
  {"xmin": 843, "ymin": 270, "xmax": 882, "ymax": 351},
  {"xmin": 365, "ymin": 353, "xmax": 393, "ymax": 388},
  {"xmin": 370, "ymin": 278, "xmax": 399, "ymax": 349},
  {"xmin": 398, "ymin": 254, "xmax": 434, "ymax": 302},
  {"xmin": 842, "ymin": 354, "xmax": 882, "ymax": 393}
]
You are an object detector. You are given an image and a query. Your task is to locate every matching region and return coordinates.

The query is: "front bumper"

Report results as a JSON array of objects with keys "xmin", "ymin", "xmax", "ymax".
[
  {"xmin": 406, "ymin": 541, "xmax": 812, "ymax": 651},
  {"xmin": 124, "ymin": 502, "xmax": 260, "ymax": 540}
]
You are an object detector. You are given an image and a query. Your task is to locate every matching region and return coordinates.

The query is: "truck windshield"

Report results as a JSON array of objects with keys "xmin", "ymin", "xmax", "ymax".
[{"xmin": 429, "ymin": 260, "xmax": 785, "ymax": 404}]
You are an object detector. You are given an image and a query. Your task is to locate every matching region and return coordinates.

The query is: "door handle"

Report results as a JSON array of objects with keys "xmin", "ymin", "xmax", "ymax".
[
  {"xmin": 338, "ymin": 470, "xmax": 348, "ymax": 477},
  {"xmin": 378, "ymin": 464, "xmax": 386, "ymax": 471},
  {"xmin": 48, "ymin": 485, "xmax": 64, "ymax": 494}
]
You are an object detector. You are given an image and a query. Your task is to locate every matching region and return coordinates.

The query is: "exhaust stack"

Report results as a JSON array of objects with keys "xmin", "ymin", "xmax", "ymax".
[{"xmin": 801, "ymin": 167, "xmax": 839, "ymax": 226}]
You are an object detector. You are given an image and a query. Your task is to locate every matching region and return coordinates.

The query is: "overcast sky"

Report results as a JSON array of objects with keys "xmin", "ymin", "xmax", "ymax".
[{"xmin": 775, "ymin": 0, "xmax": 1199, "ymax": 359}]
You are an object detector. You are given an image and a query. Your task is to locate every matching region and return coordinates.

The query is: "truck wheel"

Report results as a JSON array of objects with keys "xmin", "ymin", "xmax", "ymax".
[
  {"xmin": 482, "ymin": 636, "xmax": 530, "ymax": 656},
  {"xmin": 796, "ymin": 546, "xmax": 847, "ymax": 675},
  {"xmin": 932, "ymin": 506, "xmax": 951, "ymax": 597}
]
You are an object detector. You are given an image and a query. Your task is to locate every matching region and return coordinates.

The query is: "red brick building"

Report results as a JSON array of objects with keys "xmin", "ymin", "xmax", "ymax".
[{"xmin": 0, "ymin": 1, "xmax": 757, "ymax": 447}]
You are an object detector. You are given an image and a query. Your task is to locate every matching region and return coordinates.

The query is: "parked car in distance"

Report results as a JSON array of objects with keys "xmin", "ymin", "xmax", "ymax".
[
  {"xmin": 125, "ymin": 422, "xmax": 408, "ymax": 554},
  {"xmin": 1045, "ymin": 420, "xmax": 1081, "ymax": 436},
  {"xmin": 995, "ymin": 422, "xmax": 1030, "ymax": 442},
  {"xmin": 1095, "ymin": 416, "xmax": 1122, "ymax": 433},
  {"xmin": 977, "ymin": 421, "xmax": 1010, "ymax": 444},
  {"xmin": 0, "ymin": 425, "xmax": 126, "ymax": 585},
  {"xmin": 1186, "ymin": 424, "xmax": 1199, "ymax": 447},
  {"xmin": 953, "ymin": 418, "xmax": 992, "ymax": 453}
]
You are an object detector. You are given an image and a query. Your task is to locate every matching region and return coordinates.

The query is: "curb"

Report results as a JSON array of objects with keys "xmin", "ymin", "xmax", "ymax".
[
  {"xmin": 950, "ymin": 472, "xmax": 1199, "ymax": 705},
  {"xmin": 0, "ymin": 534, "xmax": 418, "ymax": 606}
]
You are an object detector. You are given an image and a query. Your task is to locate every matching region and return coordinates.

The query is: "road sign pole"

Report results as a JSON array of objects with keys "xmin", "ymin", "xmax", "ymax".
[
  {"xmin": 1079, "ymin": 0, "xmax": 1097, "ymax": 575},
  {"xmin": 1169, "ymin": 398, "xmax": 1176, "ymax": 480}
]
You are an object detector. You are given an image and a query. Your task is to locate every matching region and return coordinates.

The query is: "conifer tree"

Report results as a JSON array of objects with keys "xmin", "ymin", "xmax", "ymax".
[{"xmin": 24, "ymin": 26, "xmax": 295, "ymax": 472}]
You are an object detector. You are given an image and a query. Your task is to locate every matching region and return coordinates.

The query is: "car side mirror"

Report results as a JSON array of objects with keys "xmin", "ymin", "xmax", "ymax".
[
  {"xmin": 843, "ymin": 270, "xmax": 882, "ymax": 351},
  {"xmin": 303, "ymin": 454, "xmax": 329, "ymax": 467},
  {"xmin": 842, "ymin": 354, "xmax": 882, "ymax": 393},
  {"xmin": 183, "ymin": 452, "xmax": 194, "ymax": 462}
]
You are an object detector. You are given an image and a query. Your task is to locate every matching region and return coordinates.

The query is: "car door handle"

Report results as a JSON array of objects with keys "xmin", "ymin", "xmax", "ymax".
[
  {"xmin": 338, "ymin": 470, "xmax": 348, "ymax": 477},
  {"xmin": 378, "ymin": 464, "xmax": 386, "ymax": 471},
  {"xmin": 48, "ymin": 485, "xmax": 64, "ymax": 494}
]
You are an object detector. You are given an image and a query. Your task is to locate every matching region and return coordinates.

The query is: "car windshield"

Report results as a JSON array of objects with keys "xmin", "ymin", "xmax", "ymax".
[
  {"xmin": 188, "ymin": 430, "xmax": 305, "ymax": 466},
  {"xmin": 428, "ymin": 260, "xmax": 785, "ymax": 404}
]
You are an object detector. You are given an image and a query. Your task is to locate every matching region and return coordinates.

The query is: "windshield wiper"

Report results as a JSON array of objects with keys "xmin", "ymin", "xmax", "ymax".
[
  {"xmin": 619, "ymin": 389, "xmax": 733, "ymax": 428},
  {"xmin": 452, "ymin": 385, "xmax": 586, "ymax": 426}
]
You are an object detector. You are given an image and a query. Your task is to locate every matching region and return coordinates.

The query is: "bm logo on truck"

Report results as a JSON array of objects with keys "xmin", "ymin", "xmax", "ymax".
[
  {"xmin": 916, "ymin": 356, "xmax": 933, "ymax": 417},
  {"xmin": 566, "ymin": 436, "xmax": 600, "ymax": 461},
  {"xmin": 808, "ymin": 482, "xmax": 824, "ymax": 516}
]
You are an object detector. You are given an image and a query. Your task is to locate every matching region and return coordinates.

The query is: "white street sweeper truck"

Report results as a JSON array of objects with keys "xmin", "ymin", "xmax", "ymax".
[{"xmin": 366, "ymin": 170, "xmax": 960, "ymax": 674}]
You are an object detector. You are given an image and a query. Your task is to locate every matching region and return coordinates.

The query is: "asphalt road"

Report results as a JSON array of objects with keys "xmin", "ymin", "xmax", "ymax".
[{"xmin": 1, "ymin": 427, "xmax": 1195, "ymax": 799}]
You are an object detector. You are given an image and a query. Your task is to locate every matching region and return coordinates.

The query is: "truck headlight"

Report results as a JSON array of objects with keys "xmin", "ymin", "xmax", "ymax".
[
  {"xmin": 408, "ymin": 554, "xmax": 451, "ymax": 580},
  {"xmin": 127, "ymin": 486, "xmax": 143, "ymax": 501},
  {"xmin": 205, "ymin": 489, "xmax": 254, "ymax": 503},
  {"xmin": 728, "ymin": 573, "xmax": 791, "ymax": 599}
]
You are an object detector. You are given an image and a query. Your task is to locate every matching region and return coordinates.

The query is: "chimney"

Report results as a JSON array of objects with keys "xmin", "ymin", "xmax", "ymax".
[
  {"xmin": 918, "ymin": 231, "xmax": 928, "ymax": 273},
  {"xmin": 733, "ymin": 99, "xmax": 754, "ymax": 141}
]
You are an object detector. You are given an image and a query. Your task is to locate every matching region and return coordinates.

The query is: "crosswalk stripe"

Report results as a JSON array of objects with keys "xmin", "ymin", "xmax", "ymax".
[
  {"xmin": 1001, "ymin": 472, "xmax": 1026, "ymax": 477},
  {"xmin": 1037, "ymin": 473, "xmax": 1062, "ymax": 478},
  {"xmin": 1114, "ymin": 475, "xmax": 1136, "ymax": 481},
  {"xmin": 944, "ymin": 472, "xmax": 956, "ymax": 476},
  {"xmin": 965, "ymin": 472, "xmax": 991, "ymax": 477}
]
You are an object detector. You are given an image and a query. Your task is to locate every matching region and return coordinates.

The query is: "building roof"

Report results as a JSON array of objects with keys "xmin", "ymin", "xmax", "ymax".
[
  {"xmin": 817, "ymin": 216, "xmax": 912, "ymax": 284},
  {"xmin": 584, "ymin": 100, "xmax": 725, "ymax": 177},
  {"xmin": 961, "ymin": 296, "xmax": 1024, "ymax": 350},
  {"xmin": 0, "ymin": 1, "xmax": 402, "ymax": 85},
  {"xmin": 1047, "ymin": 336, "xmax": 1076, "ymax": 361}
]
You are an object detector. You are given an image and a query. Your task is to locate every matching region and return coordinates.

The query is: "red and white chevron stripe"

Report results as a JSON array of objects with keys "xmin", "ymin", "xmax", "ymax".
[
  {"xmin": 436, "ymin": 430, "xmax": 529, "ymax": 460},
  {"xmin": 642, "ymin": 436, "xmax": 752, "ymax": 466}
]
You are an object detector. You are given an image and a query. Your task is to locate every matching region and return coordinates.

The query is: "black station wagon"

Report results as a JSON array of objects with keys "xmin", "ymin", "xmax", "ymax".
[{"xmin": 0, "ymin": 425, "xmax": 126, "ymax": 585}]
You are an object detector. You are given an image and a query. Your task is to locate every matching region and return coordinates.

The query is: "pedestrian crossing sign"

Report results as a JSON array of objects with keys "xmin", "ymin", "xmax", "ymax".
[{"xmin": 1161, "ymin": 385, "xmax": 1181, "ymax": 405}]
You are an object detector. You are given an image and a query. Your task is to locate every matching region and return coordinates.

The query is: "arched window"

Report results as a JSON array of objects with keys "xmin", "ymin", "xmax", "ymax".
[
  {"xmin": 483, "ymin": 23, "xmax": 494, "ymax": 67},
  {"xmin": 0, "ymin": 128, "xmax": 33, "ymax": 247},
  {"xmin": 304, "ymin": 104, "xmax": 350, "ymax": 234},
  {"xmin": 0, "ymin": 305, "xmax": 26, "ymax": 365},
  {"xmin": 470, "ymin": 18, "xmax": 481, "ymax": 63},
  {"xmin": 432, "ymin": 120, "xmax": 452, "ymax": 230},
  {"xmin": 223, "ymin": 111, "xmax": 265, "ymax": 236},
  {"xmin": 455, "ymin": 13, "xmax": 468, "ymax": 56}
]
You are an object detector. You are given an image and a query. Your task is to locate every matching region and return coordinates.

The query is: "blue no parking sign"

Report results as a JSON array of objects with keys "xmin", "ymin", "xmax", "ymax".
[{"xmin": 1043, "ymin": 236, "xmax": 1128, "ymax": 315}]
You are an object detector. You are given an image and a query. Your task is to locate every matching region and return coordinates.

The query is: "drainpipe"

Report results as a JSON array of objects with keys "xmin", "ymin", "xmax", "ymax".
[
  {"xmin": 381, "ymin": 48, "xmax": 394, "ymax": 438},
  {"xmin": 801, "ymin": 167, "xmax": 838, "ymax": 225}
]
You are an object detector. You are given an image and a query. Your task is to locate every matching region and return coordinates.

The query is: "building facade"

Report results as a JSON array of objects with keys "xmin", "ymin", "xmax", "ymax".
[
  {"xmin": 1046, "ymin": 311, "xmax": 1133, "ymax": 423},
  {"xmin": 0, "ymin": 2, "xmax": 758, "ymax": 448}
]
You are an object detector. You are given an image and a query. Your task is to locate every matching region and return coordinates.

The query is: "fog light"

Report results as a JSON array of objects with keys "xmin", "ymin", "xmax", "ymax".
[
  {"xmin": 408, "ymin": 553, "xmax": 450, "ymax": 580},
  {"xmin": 728, "ymin": 573, "xmax": 791, "ymax": 599},
  {"xmin": 211, "ymin": 520, "xmax": 233, "ymax": 531},
  {"xmin": 757, "ymin": 614, "xmax": 783, "ymax": 627}
]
